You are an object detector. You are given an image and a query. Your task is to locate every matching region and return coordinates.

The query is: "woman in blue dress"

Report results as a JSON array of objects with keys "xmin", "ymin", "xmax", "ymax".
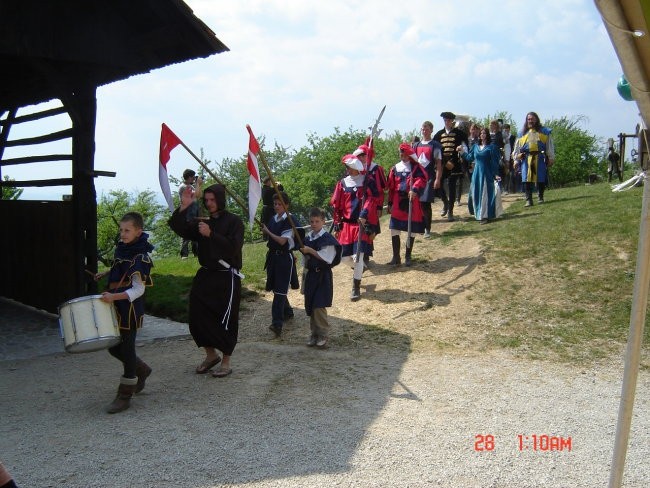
[{"xmin": 458, "ymin": 127, "xmax": 501, "ymax": 224}]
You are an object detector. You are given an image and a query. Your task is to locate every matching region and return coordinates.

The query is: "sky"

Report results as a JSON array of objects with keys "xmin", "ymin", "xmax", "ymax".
[{"xmin": 2, "ymin": 0, "xmax": 643, "ymax": 201}]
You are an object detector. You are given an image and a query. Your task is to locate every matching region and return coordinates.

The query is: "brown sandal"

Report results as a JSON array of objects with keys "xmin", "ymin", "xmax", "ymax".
[{"xmin": 195, "ymin": 356, "xmax": 221, "ymax": 374}]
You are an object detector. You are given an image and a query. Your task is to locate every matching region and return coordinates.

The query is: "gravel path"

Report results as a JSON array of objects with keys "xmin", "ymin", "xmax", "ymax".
[
  {"xmin": 1, "ymin": 337, "xmax": 648, "ymax": 487},
  {"xmin": 2, "ymin": 195, "xmax": 649, "ymax": 487}
]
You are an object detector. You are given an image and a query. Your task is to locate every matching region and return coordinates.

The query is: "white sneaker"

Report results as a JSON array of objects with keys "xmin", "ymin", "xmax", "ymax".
[{"xmin": 423, "ymin": 230, "xmax": 431, "ymax": 239}]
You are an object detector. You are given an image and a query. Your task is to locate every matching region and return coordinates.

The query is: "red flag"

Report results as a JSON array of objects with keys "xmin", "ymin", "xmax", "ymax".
[
  {"xmin": 159, "ymin": 123, "xmax": 183, "ymax": 211},
  {"xmin": 246, "ymin": 125, "xmax": 262, "ymax": 229}
]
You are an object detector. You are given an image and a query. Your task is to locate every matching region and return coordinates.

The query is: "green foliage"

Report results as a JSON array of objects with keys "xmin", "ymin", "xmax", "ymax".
[
  {"xmin": 97, "ymin": 189, "xmax": 174, "ymax": 261},
  {"xmin": 1, "ymin": 175, "xmax": 23, "ymax": 200},
  {"xmin": 544, "ymin": 115, "xmax": 601, "ymax": 187}
]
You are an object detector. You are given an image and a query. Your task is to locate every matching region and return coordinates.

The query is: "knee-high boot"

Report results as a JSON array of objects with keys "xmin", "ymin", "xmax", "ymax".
[
  {"xmin": 106, "ymin": 376, "xmax": 138, "ymax": 414},
  {"xmin": 388, "ymin": 235, "xmax": 401, "ymax": 265},
  {"xmin": 404, "ymin": 237, "xmax": 415, "ymax": 266}
]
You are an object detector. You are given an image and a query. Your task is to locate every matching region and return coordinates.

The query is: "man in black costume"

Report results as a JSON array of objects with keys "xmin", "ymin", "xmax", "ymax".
[{"xmin": 169, "ymin": 184, "xmax": 244, "ymax": 378}]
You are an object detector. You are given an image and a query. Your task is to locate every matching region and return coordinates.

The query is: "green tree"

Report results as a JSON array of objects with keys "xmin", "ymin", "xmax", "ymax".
[
  {"xmin": 96, "ymin": 189, "xmax": 172, "ymax": 262},
  {"xmin": 1, "ymin": 175, "xmax": 23, "ymax": 200},
  {"xmin": 544, "ymin": 115, "xmax": 601, "ymax": 187}
]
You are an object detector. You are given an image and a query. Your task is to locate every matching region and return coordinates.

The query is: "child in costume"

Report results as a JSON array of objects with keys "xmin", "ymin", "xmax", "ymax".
[
  {"xmin": 261, "ymin": 192, "xmax": 300, "ymax": 337},
  {"xmin": 330, "ymin": 155, "xmax": 379, "ymax": 301},
  {"xmin": 96, "ymin": 211, "xmax": 153, "ymax": 413},
  {"xmin": 300, "ymin": 207, "xmax": 341, "ymax": 348}
]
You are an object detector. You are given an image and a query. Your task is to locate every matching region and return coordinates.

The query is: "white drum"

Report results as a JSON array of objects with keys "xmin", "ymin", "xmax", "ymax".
[{"xmin": 58, "ymin": 295, "xmax": 121, "ymax": 353}]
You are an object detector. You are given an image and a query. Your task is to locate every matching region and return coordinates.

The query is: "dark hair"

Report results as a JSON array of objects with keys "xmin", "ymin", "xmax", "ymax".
[
  {"xmin": 272, "ymin": 191, "xmax": 290, "ymax": 205},
  {"xmin": 309, "ymin": 207, "xmax": 326, "ymax": 219},
  {"xmin": 203, "ymin": 184, "xmax": 226, "ymax": 211},
  {"xmin": 523, "ymin": 112, "xmax": 542, "ymax": 132},
  {"xmin": 182, "ymin": 169, "xmax": 196, "ymax": 180},
  {"xmin": 121, "ymin": 211, "xmax": 144, "ymax": 229}
]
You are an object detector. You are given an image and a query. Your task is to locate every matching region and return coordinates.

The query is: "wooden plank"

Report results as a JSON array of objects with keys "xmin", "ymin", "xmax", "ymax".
[
  {"xmin": 0, "ymin": 106, "xmax": 68, "ymax": 127},
  {"xmin": 4, "ymin": 128, "xmax": 74, "ymax": 147},
  {"xmin": 1, "ymin": 154, "xmax": 73, "ymax": 165},
  {"xmin": 2, "ymin": 178, "xmax": 74, "ymax": 187}
]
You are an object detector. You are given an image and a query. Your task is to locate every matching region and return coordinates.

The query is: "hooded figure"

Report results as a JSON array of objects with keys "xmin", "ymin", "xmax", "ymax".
[{"xmin": 168, "ymin": 182, "xmax": 245, "ymax": 378}]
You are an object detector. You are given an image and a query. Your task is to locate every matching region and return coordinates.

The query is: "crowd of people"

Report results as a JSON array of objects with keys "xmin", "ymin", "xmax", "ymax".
[{"xmin": 86, "ymin": 111, "xmax": 555, "ymax": 416}]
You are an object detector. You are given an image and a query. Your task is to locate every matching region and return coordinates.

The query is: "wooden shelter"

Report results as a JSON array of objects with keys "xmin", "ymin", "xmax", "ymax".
[{"xmin": 0, "ymin": 0, "xmax": 228, "ymax": 312}]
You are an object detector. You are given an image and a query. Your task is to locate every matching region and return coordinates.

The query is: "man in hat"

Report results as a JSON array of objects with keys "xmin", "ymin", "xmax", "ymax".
[
  {"xmin": 433, "ymin": 112, "xmax": 468, "ymax": 221},
  {"xmin": 386, "ymin": 143, "xmax": 427, "ymax": 266},
  {"xmin": 330, "ymin": 155, "xmax": 380, "ymax": 301}
]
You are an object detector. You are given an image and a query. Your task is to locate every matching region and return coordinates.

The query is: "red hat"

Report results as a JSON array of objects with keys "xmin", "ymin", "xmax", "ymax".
[{"xmin": 399, "ymin": 142, "xmax": 418, "ymax": 162}]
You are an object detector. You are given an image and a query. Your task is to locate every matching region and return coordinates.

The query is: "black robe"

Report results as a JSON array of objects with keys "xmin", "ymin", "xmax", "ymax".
[{"xmin": 169, "ymin": 206, "xmax": 244, "ymax": 355}]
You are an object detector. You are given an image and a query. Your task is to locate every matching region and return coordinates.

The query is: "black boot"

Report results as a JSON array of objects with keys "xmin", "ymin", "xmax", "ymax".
[
  {"xmin": 404, "ymin": 237, "xmax": 415, "ymax": 266},
  {"xmin": 350, "ymin": 279, "xmax": 361, "ymax": 301},
  {"xmin": 538, "ymin": 182, "xmax": 545, "ymax": 203},
  {"xmin": 388, "ymin": 235, "xmax": 401, "ymax": 265}
]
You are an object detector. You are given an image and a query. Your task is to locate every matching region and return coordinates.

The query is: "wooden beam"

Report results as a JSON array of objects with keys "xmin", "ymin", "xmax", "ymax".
[
  {"xmin": 1, "ymin": 154, "xmax": 73, "ymax": 165},
  {"xmin": 0, "ymin": 106, "xmax": 68, "ymax": 127},
  {"xmin": 4, "ymin": 128, "xmax": 74, "ymax": 147},
  {"xmin": 2, "ymin": 178, "xmax": 74, "ymax": 187}
]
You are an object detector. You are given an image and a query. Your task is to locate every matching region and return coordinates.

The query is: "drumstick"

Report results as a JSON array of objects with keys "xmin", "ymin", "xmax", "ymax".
[{"xmin": 84, "ymin": 269, "xmax": 96, "ymax": 277}]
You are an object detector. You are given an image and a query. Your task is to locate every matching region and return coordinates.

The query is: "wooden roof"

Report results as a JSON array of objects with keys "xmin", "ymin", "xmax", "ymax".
[{"xmin": 0, "ymin": 0, "xmax": 229, "ymax": 111}]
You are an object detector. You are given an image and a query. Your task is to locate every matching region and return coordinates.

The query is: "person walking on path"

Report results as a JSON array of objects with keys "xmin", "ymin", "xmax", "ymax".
[
  {"xmin": 512, "ymin": 111, "xmax": 555, "ymax": 206},
  {"xmin": 458, "ymin": 127, "xmax": 501, "ymax": 224},
  {"xmin": 330, "ymin": 155, "xmax": 380, "ymax": 300},
  {"xmin": 433, "ymin": 112, "xmax": 468, "ymax": 221},
  {"xmin": 300, "ymin": 207, "xmax": 341, "ymax": 348},
  {"xmin": 168, "ymin": 183, "xmax": 244, "ymax": 378},
  {"xmin": 413, "ymin": 121, "xmax": 443, "ymax": 239},
  {"xmin": 386, "ymin": 143, "xmax": 427, "ymax": 266},
  {"xmin": 261, "ymin": 192, "xmax": 300, "ymax": 337},
  {"xmin": 95, "ymin": 212, "xmax": 154, "ymax": 413}
]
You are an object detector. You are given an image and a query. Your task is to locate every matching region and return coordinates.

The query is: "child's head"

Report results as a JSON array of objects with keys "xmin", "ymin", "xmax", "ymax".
[
  {"xmin": 182, "ymin": 169, "xmax": 196, "ymax": 184},
  {"xmin": 308, "ymin": 207, "xmax": 326, "ymax": 233},
  {"xmin": 119, "ymin": 212, "xmax": 144, "ymax": 245},
  {"xmin": 272, "ymin": 192, "xmax": 290, "ymax": 215}
]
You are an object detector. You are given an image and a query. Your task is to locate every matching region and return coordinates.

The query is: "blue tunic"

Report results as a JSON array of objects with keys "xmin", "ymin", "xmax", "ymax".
[
  {"xmin": 265, "ymin": 213, "xmax": 299, "ymax": 293},
  {"xmin": 303, "ymin": 231, "xmax": 341, "ymax": 315}
]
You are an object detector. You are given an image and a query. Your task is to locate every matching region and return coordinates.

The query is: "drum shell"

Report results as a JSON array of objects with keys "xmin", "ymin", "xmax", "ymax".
[{"xmin": 58, "ymin": 295, "xmax": 120, "ymax": 353}]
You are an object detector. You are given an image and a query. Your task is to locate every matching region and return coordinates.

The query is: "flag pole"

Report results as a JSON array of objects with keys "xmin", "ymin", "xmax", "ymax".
[
  {"xmin": 247, "ymin": 125, "xmax": 304, "ymax": 248},
  {"xmin": 176, "ymin": 138, "xmax": 262, "ymax": 226}
]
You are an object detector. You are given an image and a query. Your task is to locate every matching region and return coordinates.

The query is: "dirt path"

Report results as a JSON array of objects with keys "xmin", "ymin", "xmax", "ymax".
[{"xmin": 2, "ymin": 194, "xmax": 649, "ymax": 487}]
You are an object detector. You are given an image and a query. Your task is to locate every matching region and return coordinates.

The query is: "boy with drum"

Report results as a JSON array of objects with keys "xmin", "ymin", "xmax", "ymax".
[{"xmin": 95, "ymin": 212, "xmax": 154, "ymax": 414}]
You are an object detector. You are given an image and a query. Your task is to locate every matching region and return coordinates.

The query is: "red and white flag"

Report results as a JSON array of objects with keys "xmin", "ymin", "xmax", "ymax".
[
  {"xmin": 159, "ymin": 123, "xmax": 182, "ymax": 212},
  {"xmin": 246, "ymin": 125, "xmax": 262, "ymax": 230}
]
